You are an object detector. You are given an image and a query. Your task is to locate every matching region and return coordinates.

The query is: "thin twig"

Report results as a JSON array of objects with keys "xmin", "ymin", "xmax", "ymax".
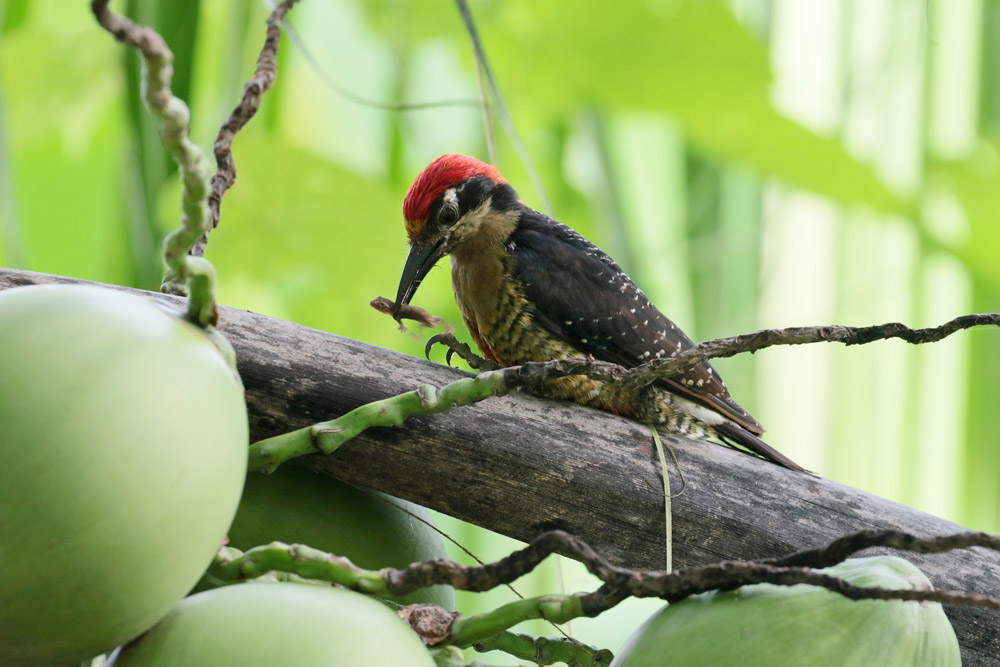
[
  {"xmin": 208, "ymin": 529, "xmax": 1000, "ymax": 605},
  {"xmin": 412, "ymin": 309, "xmax": 1000, "ymax": 392},
  {"xmin": 766, "ymin": 529, "xmax": 1000, "ymax": 568},
  {"xmin": 279, "ymin": 13, "xmax": 482, "ymax": 112},
  {"xmin": 579, "ymin": 562, "xmax": 1000, "ymax": 616},
  {"xmin": 428, "ymin": 313, "xmax": 1000, "ymax": 395},
  {"xmin": 496, "ymin": 313, "xmax": 1000, "ymax": 393},
  {"xmin": 206, "ymin": 527, "xmax": 1000, "ymax": 648},
  {"xmin": 371, "ymin": 493, "xmax": 574, "ymax": 643},
  {"xmin": 192, "ymin": 0, "xmax": 301, "ymax": 258},
  {"xmin": 452, "ymin": 0, "xmax": 552, "ymax": 215},
  {"xmin": 459, "ymin": 4, "xmax": 495, "ymax": 165}
]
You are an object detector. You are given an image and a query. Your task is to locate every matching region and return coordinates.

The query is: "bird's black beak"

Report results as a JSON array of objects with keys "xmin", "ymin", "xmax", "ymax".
[{"xmin": 392, "ymin": 238, "xmax": 446, "ymax": 319}]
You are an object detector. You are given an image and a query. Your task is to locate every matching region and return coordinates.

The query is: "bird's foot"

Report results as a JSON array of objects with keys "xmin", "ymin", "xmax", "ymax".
[{"xmin": 424, "ymin": 332, "xmax": 501, "ymax": 371}]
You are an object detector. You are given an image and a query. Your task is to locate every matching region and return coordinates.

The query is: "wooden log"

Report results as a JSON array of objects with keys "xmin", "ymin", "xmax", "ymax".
[{"xmin": 2, "ymin": 267, "xmax": 997, "ymax": 664}]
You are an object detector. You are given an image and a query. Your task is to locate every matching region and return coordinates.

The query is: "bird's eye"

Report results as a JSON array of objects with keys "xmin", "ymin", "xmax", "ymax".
[{"xmin": 438, "ymin": 205, "xmax": 458, "ymax": 228}]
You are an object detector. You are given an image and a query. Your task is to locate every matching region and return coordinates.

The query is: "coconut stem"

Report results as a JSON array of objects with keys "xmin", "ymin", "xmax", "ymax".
[
  {"xmin": 470, "ymin": 631, "xmax": 613, "ymax": 667},
  {"xmin": 208, "ymin": 543, "xmax": 388, "ymax": 594},
  {"xmin": 90, "ymin": 1, "xmax": 217, "ymax": 326},
  {"xmin": 247, "ymin": 372, "xmax": 509, "ymax": 473},
  {"xmin": 447, "ymin": 596, "xmax": 584, "ymax": 648}
]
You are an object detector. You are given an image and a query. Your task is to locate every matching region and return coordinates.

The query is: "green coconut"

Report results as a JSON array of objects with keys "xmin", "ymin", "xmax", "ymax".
[
  {"xmin": 0, "ymin": 285, "xmax": 248, "ymax": 666},
  {"xmin": 107, "ymin": 583, "xmax": 436, "ymax": 666},
  {"xmin": 226, "ymin": 465, "xmax": 455, "ymax": 609},
  {"xmin": 612, "ymin": 555, "xmax": 960, "ymax": 667}
]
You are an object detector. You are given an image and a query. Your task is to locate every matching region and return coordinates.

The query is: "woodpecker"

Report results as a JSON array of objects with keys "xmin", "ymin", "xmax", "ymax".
[{"xmin": 392, "ymin": 154, "xmax": 805, "ymax": 472}]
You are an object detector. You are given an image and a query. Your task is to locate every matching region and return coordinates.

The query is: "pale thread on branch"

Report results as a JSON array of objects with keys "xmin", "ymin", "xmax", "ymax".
[{"xmin": 205, "ymin": 528, "xmax": 1000, "ymax": 650}]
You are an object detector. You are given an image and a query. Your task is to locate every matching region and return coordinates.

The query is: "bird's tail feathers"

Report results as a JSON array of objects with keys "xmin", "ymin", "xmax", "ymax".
[{"xmin": 713, "ymin": 422, "xmax": 812, "ymax": 474}]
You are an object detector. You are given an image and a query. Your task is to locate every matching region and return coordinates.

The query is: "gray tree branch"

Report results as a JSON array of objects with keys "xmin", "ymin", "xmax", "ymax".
[{"xmin": 1, "ymin": 267, "xmax": 997, "ymax": 665}]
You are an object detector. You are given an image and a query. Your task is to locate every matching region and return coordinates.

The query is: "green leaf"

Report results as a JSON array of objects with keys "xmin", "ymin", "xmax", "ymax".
[
  {"xmin": 354, "ymin": 0, "xmax": 904, "ymax": 213},
  {"xmin": 0, "ymin": 0, "xmax": 29, "ymax": 34},
  {"xmin": 0, "ymin": 14, "xmax": 131, "ymax": 284},
  {"xmin": 476, "ymin": 0, "xmax": 906, "ymax": 213},
  {"xmin": 928, "ymin": 142, "xmax": 1000, "ymax": 290},
  {"xmin": 361, "ymin": 0, "xmax": 459, "ymax": 43}
]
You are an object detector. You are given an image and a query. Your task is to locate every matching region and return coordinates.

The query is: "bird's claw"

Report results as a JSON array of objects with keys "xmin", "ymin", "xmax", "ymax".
[
  {"xmin": 425, "ymin": 332, "xmax": 458, "ymax": 362},
  {"xmin": 424, "ymin": 332, "xmax": 500, "ymax": 371}
]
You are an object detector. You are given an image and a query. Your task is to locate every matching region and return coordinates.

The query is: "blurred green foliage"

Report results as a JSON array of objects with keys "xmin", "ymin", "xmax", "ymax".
[{"xmin": 1, "ymin": 0, "xmax": 998, "ymax": 663}]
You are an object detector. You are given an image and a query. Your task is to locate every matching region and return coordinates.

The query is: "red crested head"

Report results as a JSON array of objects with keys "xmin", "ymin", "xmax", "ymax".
[{"xmin": 403, "ymin": 154, "xmax": 505, "ymax": 234}]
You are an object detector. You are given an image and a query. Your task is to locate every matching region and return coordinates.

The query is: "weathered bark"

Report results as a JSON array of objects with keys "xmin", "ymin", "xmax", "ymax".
[{"xmin": 2, "ymin": 267, "xmax": 997, "ymax": 664}]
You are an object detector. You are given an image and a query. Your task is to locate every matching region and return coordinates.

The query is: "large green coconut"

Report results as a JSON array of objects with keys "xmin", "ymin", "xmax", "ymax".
[
  {"xmin": 611, "ymin": 556, "xmax": 960, "ymax": 667},
  {"xmin": 107, "ymin": 583, "xmax": 436, "ymax": 666},
  {"xmin": 0, "ymin": 285, "xmax": 248, "ymax": 666}
]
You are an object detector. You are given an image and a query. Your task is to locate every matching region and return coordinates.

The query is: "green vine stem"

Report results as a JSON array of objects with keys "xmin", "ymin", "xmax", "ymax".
[
  {"xmin": 428, "ymin": 646, "xmax": 505, "ymax": 667},
  {"xmin": 205, "ymin": 530, "xmax": 1000, "ymax": 616},
  {"xmin": 472, "ymin": 632, "xmax": 614, "ymax": 667},
  {"xmin": 248, "ymin": 372, "xmax": 508, "ymax": 472},
  {"xmin": 208, "ymin": 541, "xmax": 606, "ymax": 663},
  {"xmin": 429, "ymin": 646, "xmax": 468, "ymax": 667},
  {"xmin": 91, "ymin": 0, "xmax": 217, "ymax": 327},
  {"xmin": 204, "ymin": 529, "xmax": 1000, "ymax": 658},
  {"xmin": 208, "ymin": 542, "xmax": 389, "ymax": 594},
  {"xmin": 193, "ymin": 546, "xmax": 320, "ymax": 592},
  {"xmin": 205, "ymin": 543, "xmax": 612, "ymax": 664},
  {"xmin": 448, "ymin": 596, "xmax": 583, "ymax": 648}
]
